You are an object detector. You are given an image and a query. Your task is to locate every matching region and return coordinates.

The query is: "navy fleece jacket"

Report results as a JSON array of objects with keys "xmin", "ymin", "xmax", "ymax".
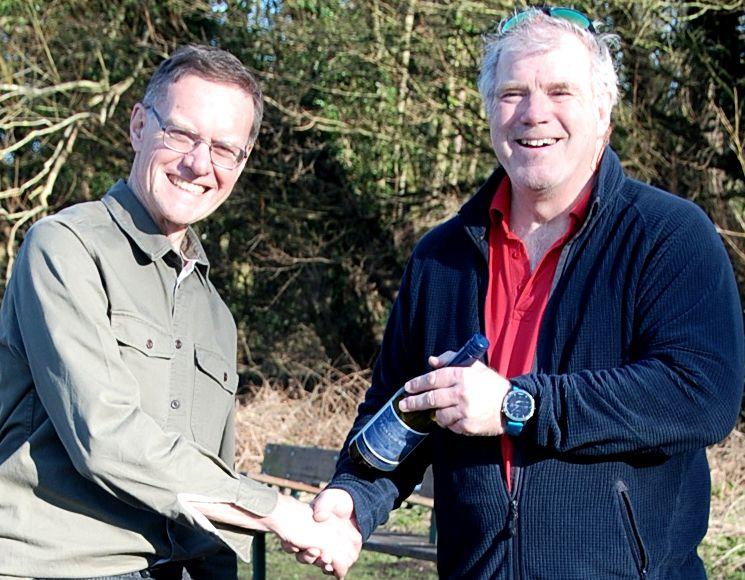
[{"xmin": 329, "ymin": 148, "xmax": 744, "ymax": 579}]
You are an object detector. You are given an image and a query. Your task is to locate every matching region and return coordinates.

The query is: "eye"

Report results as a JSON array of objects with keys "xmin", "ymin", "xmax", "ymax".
[
  {"xmin": 499, "ymin": 89, "xmax": 524, "ymax": 102},
  {"xmin": 212, "ymin": 143, "xmax": 241, "ymax": 162},
  {"xmin": 550, "ymin": 87, "xmax": 574, "ymax": 98},
  {"xmin": 165, "ymin": 127, "xmax": 198, "ymax": 145}
]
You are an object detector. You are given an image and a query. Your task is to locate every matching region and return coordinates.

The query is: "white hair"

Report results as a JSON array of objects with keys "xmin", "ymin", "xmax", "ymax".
[{"xmin": 478, "ymin": 9, "xmax": 620, "ymax": 119}]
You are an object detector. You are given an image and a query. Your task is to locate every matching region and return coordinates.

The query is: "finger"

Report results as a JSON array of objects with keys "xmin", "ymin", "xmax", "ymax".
[
  {"xmin": 399, "ymin": 389, "xmax": 438, "ymax": 413},
  {"xmin": 400, "ymin": 381, "xmax": 462, "ymax": 412},
  {"xmin": 404, "ymin": 366, "xmax": 461, "ymax": 395},
  {"xmin": 280, "ymin": 539, "xmax": 299, "ymax": 553},
  {"xmin": 429, "ymin": 350, "xmax": 455, "ymax": 368},
  {"xmin": 295, "ymin": 550, "xmax": 320, "ymax": 565}
]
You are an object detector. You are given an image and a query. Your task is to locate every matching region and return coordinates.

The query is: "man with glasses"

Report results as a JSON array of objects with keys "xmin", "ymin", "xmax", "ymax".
[
  {"xmin": 295, "ymin": 8, "xmax": 743, "ymax": 578},
  {"xmin": 0, "ymin": 45, "xmax": 359, "ymax": 578}
]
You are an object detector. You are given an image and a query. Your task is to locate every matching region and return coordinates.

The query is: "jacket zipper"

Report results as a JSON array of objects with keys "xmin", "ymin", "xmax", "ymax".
[
  {"xmin": 617, "ymin": 481, "xmax": 649, "ymax": 578},
  {"xmin": 507, "ymin": 451, "xmax": 524, "ymax": 579}
]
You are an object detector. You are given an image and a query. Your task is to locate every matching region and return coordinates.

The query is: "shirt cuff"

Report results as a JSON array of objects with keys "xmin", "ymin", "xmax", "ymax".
[{"xmin": 177, "ymin": 474, "xmax": 279, "ymax": 562}]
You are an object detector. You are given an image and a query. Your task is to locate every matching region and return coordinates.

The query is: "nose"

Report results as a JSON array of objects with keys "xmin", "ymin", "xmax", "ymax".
[
  {"xmin": 183, "ymin": 141, "xmax": 212, "ymax": 176},
  {"xmin": 519, "ymin": 91, "xmax": 551, "ymax": 125}
]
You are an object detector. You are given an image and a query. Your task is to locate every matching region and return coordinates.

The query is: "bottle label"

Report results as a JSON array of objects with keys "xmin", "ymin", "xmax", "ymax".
[{"xmin": 356, "ymin": 396, "xmax": 428, "ymax": 469}]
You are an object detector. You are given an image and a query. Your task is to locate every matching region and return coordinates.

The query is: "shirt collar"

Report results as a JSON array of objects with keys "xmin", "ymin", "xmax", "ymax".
[
  {"xmin": 489, "ymin": 175, "xmax": 593, "ymax": 233},
  {"xmin": 102, "ymin": 180, "xmax": 211, "ymax": 272}
]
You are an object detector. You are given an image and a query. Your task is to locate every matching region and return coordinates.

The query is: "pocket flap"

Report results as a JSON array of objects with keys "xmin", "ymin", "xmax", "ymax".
[
  {"xmin": 111, "ymin": 311, "xmax": 175, "ymax": 359},
  {"xmin": 195, "ymin": 345, "xmax": 239, "ymax": 394}
]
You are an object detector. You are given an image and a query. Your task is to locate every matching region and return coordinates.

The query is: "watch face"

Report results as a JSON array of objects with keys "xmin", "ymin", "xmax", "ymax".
[{"xmin": 504, "ymin": 390, "xmax": 535, "ymax": 422}]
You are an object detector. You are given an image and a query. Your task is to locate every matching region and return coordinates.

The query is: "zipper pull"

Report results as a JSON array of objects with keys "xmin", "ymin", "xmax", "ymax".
[{"xmin": 507, "ymin": 498, "xmax": 519, "ymax": 537}]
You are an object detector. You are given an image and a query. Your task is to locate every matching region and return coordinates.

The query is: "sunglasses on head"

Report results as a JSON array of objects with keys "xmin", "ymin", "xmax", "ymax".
[{"xmin": 500, "ymin": 6, "xmax": 597, "ymax": 35}]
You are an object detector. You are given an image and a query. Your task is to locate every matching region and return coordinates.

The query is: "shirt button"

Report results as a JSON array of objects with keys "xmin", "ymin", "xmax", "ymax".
[
  {"xmin": 175, "ymin": 339, "xmax": 182, "ymax": 349},
  {"xmin": 511, "ymin": 250, "xmax": 520, "ymax": 259},
  {"xmin": 170, "ymin": 399, "xmax": 181, "ymax": 409},
  {"xmin": 146, "ymin": 339, "xmax": 153, "ymax": 349},
  {"xmin": 223, "ymin": 372, "xmax": 228, "ymax": 382}
]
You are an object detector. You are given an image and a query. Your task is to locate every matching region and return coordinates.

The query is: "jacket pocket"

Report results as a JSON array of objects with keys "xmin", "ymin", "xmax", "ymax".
[
  {"xmin": 191, "ymin": 344, "xmax": 238, "ymax": 451},
  {"xmin": 615, "ymin": 480, "xmax": 649, "ymax": 579}
]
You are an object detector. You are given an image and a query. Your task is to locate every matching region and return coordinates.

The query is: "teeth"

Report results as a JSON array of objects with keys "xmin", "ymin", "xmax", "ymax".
[
  {"xmin": 518, "ymin": 138, "xmax": 557, "ymax": 147},
  {"xmin": 168, "ymin": 175, "xmax": 205, "ymax": 194}
]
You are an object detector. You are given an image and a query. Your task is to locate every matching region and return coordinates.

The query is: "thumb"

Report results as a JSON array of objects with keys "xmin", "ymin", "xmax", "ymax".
[
  {"xmin": 429, "ymin": 350, "xmax": 455, "ymax": 369},
  {"xmin": 310, "ymin": 491, "xmax": 335, "ymax": 522}
]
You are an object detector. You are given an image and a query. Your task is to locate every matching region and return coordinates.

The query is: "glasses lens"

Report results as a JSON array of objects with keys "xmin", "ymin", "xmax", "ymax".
[
  {"xmin": 210, "ymin": 144, "xmax": 243, "ymax": 169},
  {"xmin": 163, "ymin": 128, "xmax": 198, "ymax": 153}
]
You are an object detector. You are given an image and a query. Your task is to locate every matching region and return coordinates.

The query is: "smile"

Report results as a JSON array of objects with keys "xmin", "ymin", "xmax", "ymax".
[
  {"xmin": 517, "ymin": 138, "xmax": 558, "ymax": 147},
  {"xmin": 168, "ymin": 174, "xmax": 206, "ymax": 195}
]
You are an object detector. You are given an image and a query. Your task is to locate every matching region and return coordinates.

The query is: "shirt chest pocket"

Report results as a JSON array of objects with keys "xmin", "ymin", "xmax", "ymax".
[
  {"xmin": 192, "ymin": 345, "xmax": 238, "ymax": 452},
  {"xmin": 110, "ymin": 311, "xmax": 175, "ymax": 424}
]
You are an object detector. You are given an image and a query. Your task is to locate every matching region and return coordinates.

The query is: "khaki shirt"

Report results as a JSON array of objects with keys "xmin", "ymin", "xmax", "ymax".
[{"xmin": 0, "ymin": 181, "xmax": 277, "ymax": 577}]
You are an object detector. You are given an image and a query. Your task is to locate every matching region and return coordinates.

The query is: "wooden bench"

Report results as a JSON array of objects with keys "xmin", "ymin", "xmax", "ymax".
[{"xmin": 248, "ymin": 443, "xmax": 436, "ymax": 579}]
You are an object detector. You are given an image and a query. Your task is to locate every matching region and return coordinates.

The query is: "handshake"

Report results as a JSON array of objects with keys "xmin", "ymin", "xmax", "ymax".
[{"xmin": 271, "ymin": 488, "xmax": 362, "ymax": 578}]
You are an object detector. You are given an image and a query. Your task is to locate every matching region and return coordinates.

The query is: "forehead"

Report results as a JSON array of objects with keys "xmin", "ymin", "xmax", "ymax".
[
  {"xmin": 160, "ymin": 74, "xmax": 254, "ymax": 140},
  {"xmin": 496, "ymin": 32, "xmax": 593, "ymax": 86}
]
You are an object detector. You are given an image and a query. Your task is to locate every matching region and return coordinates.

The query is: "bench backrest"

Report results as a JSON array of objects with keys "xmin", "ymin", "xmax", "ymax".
[{"xmin": 261, "ymin": 443, "xmax": 434, "ymax": 498}]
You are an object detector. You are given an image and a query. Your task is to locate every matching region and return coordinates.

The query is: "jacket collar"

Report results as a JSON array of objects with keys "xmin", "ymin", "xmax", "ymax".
[
  {"xmin": 101, "ymin": 180, "xmax": 211, "ymax": 274},
  {"xmin": 459, "ymin": 145, "xmax": 626, "ymax": 237}
]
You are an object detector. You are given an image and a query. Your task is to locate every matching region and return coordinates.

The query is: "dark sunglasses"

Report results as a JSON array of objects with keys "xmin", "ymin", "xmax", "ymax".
[{"xmin": 500, "ymin": 6, "xmax": 596, "ymax": 35}]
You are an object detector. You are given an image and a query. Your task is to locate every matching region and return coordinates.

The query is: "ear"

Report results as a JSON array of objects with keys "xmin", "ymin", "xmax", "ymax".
[
  {"xmin": 236, "ymin": 142, "xmax": 255, "ymax": 172},
  {"xmin": 129, "ymin": 103, "xmax": 147, "ymax": 152},
  {"xmin": 596, "ymin": 91, "xmax": 613, "ymax": 139}
]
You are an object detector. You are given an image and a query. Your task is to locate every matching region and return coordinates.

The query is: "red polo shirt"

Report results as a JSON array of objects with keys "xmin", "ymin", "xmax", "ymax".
[{"xmin": 484, "ymin": 176, "xmax": 591, "ymax": 492}]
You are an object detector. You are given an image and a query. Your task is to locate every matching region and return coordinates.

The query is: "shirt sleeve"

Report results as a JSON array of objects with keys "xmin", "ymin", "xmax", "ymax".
[{"xmin": 11, "ymin": 217, "xmax": 277, "ymax": 556}]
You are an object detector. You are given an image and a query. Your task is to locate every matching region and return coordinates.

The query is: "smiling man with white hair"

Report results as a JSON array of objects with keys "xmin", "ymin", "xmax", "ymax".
[{"xmin": 296, "ymin": 7, "xmax": 744, "ymax": 579}]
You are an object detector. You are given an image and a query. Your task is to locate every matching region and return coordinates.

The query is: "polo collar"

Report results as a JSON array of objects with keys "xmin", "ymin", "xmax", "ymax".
[{"xmin": 459, "ymin": 145, "xmax": 626, "ymax": 230}]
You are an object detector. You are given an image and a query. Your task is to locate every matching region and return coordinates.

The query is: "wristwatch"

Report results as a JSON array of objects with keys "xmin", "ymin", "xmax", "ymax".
[{"xmin": 502, "ymin": 387, "xmax": 535, "ymax": 436}]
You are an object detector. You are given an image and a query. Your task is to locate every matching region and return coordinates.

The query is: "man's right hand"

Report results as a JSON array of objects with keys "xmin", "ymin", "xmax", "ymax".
[{"xmin": 283, "ymin": 488, "xmax": 362, "ymax": 577}]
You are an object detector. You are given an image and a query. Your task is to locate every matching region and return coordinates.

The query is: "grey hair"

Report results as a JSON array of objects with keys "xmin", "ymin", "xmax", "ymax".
[
  {"xmin": 477, "ymin": 9, "xmax": 620, "ymax": 120},
  {"xmin": 142, "ymin": 44, "xmax": 263, "ymax": 145}
]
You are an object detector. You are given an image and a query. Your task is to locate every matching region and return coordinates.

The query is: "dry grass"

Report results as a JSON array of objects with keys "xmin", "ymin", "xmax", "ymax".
[
  {"xmin": 236, "ymin": 375, "xmax": 744, "ymax": 576},
  {"xmin": 235, "ymin": 367, "xmax": 369, "ymax": 473},
  {"xmin": 704, "ymin": 429, "xmax": 745, "ymax": 578}
]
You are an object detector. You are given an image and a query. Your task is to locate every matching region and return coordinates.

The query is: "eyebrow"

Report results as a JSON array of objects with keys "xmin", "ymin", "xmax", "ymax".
[
  {"xmin": 545, "ymin": 81, "xmax": 580, "ymax": 92},
  {"xmin": 497, "ymin": 81, "xmax": 581, "ymax": 93}
]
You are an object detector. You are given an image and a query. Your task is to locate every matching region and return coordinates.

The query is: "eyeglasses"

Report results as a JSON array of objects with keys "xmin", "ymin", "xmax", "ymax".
[
  {"xmin": 144, "ymin": 105, "xmax": 248, "ymax": 170},
  {"xmin": 500, "ymin": 6, "xmax": 596, "ymax": 35}
]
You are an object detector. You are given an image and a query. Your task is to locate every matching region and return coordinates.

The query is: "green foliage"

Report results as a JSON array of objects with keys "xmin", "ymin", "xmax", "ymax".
[
  {"xmin": 238, "ymin": 533, "xmax": 437, "ymax": 579},
  {"xmin": 2, "ymin": 0, "xmax": 744, "ymax": 382}
]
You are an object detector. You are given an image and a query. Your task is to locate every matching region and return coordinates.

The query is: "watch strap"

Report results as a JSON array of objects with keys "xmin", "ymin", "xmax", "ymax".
[{"xmin": 505, "ymin": 419, "xmax": 525, "ymax": 436}]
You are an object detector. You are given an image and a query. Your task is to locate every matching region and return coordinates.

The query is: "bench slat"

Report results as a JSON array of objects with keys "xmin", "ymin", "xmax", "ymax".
[
  {"xmin": 262, "ymin": 443, "xmax": 339, "ymax": 485},
  {"xmin": 364, "ymin": 531, "xmax": 437, "ymax": 562},
  {"xmin": 250, "ymin": 472, "xmax": 435, "ymax": 508}
]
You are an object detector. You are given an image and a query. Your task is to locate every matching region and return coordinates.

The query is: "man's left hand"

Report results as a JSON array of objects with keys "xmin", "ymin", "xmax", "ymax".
[{"xmin": 399, "ymin": 354, "xmax": 511, "ymax": 436}]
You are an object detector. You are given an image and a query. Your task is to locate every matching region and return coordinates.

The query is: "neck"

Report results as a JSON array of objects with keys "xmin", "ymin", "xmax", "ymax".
[
  {"xmin": 510, "ymin": 174, "xmax": 595, "ymax": 234},
  {"xmin": 509, "ymin": 177, "xmax": 594, "ymax": 271},
  {"xmin": 167, "ymin": 230, "xmax": 188, "ymax": 253}
]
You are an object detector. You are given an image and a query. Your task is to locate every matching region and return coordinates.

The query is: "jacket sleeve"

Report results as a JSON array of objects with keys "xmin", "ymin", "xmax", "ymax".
[
  {"xmin": 328, "ymin": 258, "xmax": 434, "ymax": 540},
  {"xmin": 512, "ymin": 203, "xmax": 744, "ymax": 458},
  {"xmin": 11, "ymin": 218, "xmax": 277, "ymax": 553}
]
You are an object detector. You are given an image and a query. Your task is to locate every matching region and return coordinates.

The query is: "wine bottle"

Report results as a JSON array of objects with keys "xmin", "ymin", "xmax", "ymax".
[{"xmin": 349, "ymin": 333, "xmax": 489, "ymax": 472}]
